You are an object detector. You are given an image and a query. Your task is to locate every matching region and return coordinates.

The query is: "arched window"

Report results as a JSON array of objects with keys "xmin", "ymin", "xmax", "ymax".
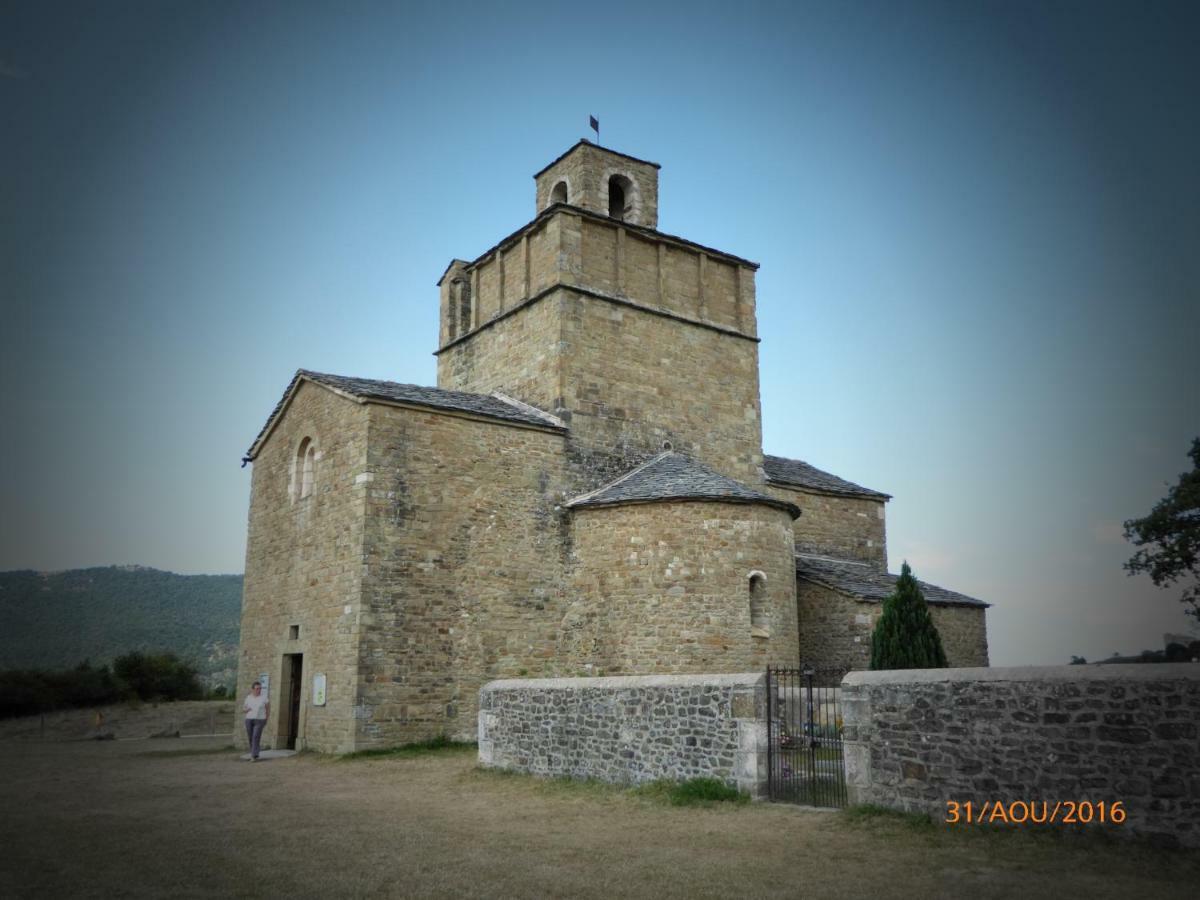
[
  {"xmin": 749, "ymin": 571, "xmax": 768, "ymax": 634},
  {"xmin": 294, "ymin": 437, "xmax": 315, "ymax": 500},
  {"xmin": 550, "ymin": 180, "xmax": 568, "ymax": 205},
  {"xmin": 607, "ymin": 175, "xmax": 630, "ymax": 220}
]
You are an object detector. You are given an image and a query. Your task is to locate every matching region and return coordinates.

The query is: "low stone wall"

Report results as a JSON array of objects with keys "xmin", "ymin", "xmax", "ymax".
[
  {"xmin": 842, "ymin": 664, "xmax": 1200, "ymax": 848},
  {"xmin": 478, "ymin": 673, "xmax": 767, "ymax": 796}
]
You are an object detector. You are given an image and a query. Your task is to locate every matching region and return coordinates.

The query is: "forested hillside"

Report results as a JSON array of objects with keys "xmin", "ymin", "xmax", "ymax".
[{"xmin": 0, "ymin": 566, "xmax": 242, "ymax": 685}]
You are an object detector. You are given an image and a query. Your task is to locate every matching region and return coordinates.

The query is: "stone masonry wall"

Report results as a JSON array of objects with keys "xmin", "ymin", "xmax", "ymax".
[
  {"xmin": 572, "ymin": 217, "xmax": 751, "ymax": 334},
  {"xmin": 568, "ymin": 502, "xmax": 798, "ymax": 675},
  {"xmin": 451, "ymin": 214, "xmax": 561, "ymax": 333},
  {"xmin": 437, "ymin": 203, "xmax": 764, "ymax": 490},
  {"xmin": 796, "ymin": 581, "xmax": 874, "ymax": 671},
  {"xmin": 478, "ymin": 673, "xmax": 768, "ymax": 796},
  {"xmin": 557, "ymin": 287, "xmax": 763, "ymax": 488},
  {"xmin": 355, "ymin": 403, "xmax": 570, "ymax": 747},
  {"xmin": 436, "ymin": 285, "xmax": 564, "ymax": 415},
  {"xmin": 797, "ymin": 582, "xmax": 988, "ymax": 670},
  {"xmin": 438, "ymin": 205, "xmax": 756, "ymax": 363},
  {"xmin": 842, "ymin": 665, "xmax": 1200, "ymax": 848},
  {"xmin": 764, "ymin": 483, "xmax": 886, "ymax": 567},
  {"xmin": 439, "ymin": 283, "xmax": 765, "ymax": 492},
  {"xmin": 238, "ymin": 381, "xmax": 369, "ymax": 753},
  {"xmin": 534, "ymin": 142, "xmax": 660, "ymax": 228},
  {"xmin": 930, "ymin": 604, "xmax": 991, "ymax": 669}
]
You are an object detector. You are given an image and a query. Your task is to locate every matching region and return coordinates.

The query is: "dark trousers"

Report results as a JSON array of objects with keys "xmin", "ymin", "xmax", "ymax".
[{"xmin": 245, "ymin": 718, "xmax": 266, "ymax": 758}]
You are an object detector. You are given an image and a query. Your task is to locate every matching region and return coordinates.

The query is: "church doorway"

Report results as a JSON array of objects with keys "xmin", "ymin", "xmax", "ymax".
[{"xmin": 279, "ymin": 653, "xmax": 304, "ymax": 750}]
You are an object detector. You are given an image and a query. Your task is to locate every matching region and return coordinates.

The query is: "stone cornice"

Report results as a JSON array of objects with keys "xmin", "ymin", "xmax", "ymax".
[{"xmin": 449, "ymin": 204, "xmax": 759, "ymax": 277}]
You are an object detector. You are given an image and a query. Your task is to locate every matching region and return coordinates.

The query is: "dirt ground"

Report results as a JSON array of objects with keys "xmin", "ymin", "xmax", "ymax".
[{"xmin": 0, "ymin": 738, "xmax": 1196, "ymax": 900}]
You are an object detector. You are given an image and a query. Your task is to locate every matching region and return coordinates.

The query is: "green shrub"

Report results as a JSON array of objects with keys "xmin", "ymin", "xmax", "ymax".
[
  {"xmin": 635, "ymin": 777, "xmax": 748, "ymax": 806},
  {"xmin": 0, "ymin": 670, "xmax": 57, "ymax": 719},
  {"xmin": 843, "ymin": 804, "xmax": 934, "ymax": 830},
  {"xmin": 0, "ymin": 652, "xmax": 209, "ymax": 719},
  {"xmin": 870, "ymin": 561, "xmax": 948, "ymax": 670},
  {"xmin": 112, "ymin": 651, "xmax": 204, "ymax": 701},
  {"xmin": 0, "ymin": 661, "xmax": 121, "ymax": 719}
]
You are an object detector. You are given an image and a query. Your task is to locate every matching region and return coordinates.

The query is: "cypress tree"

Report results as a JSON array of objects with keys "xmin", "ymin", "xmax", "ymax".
[{"xmin": 869, "ymin": 561, "xmax": 949, "ymax": 670}]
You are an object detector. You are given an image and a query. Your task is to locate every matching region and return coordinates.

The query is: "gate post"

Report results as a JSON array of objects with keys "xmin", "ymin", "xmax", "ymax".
[{"xmin": 765, "ymin": 667, "xmax": 774, "ymax": 801}]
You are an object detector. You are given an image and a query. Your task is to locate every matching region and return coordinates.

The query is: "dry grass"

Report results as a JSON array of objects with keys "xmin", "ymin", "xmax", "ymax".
[
  {"xmin": 0, "ymin": 737, "xmax": 1195, "ymax": 899},
  {"xmin": 337, "ymin": 735, "xmax": 476, "ymax": 760},
  {"xmin": 0, "ymin": 700, "xmax": 234, "ymax": 741}
]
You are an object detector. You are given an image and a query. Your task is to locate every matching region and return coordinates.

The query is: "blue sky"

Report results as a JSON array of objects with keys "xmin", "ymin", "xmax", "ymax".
[{"xmin": 2, "ymin": 0, "xmax": 1196, "ymax": 666}]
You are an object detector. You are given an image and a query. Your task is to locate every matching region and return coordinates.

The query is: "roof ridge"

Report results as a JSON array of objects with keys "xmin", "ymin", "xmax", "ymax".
[
  {"xmin": 566, "ymin": 451, "xmax": 673, "ymax": 506},
  {"xmin": 245, "ymin": 370, "xmax": 565, "ymax": 462},
  {"xmin": 531, "ymin": 139, "xmax": 662, "ymax": 179},
  {"xmin": 796, "ymin": 555, "xmax": 989, "ymax": 608},
  {"xmin": 795, "ymin": 552, "xmax": 871, "ymax": 568},
  {"xmin": 566, "ymin": 451, "xmax": 801, "ymax": 519},
  {"xmin": 490, "ymin": 392, "xmax": 567, "ymax": 430},
  {"xmin": 763, "ymin": 452, "xmax": 891, "ymax": 500},
  {"xmin": 302, "ymin": 369, "xmax": 450, "ymax": 396}
]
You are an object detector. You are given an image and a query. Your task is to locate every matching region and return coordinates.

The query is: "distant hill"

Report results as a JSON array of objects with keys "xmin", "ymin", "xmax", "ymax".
[{"xmin": 0, "ymin": 566, "xmax": 242, "ymax": 686}]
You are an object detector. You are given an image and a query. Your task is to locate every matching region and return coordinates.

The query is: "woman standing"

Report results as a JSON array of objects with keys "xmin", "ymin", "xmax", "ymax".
[{"xmin": 242, "ymin": 681, "xmax": 269, "ymax": 761}]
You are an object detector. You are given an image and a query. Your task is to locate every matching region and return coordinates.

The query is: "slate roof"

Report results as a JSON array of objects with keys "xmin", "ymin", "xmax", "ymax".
[
  {"xmin": 567, "ymin": 452, "xmax": 801, "ymax": 519},
  {"xmin": 763, "ymin": 454, "xmax": 891, "ymax": 500},
  {"xmin": 796, "ymin": 554, "xmax": 988, "ymax": 608},
  {"xmin": 532, "ymin": 139, "xmax": 662, "ymax": 178},
  {"xmin": 245, "ymin": 370, "xmax": 564, "ymax": 461}
]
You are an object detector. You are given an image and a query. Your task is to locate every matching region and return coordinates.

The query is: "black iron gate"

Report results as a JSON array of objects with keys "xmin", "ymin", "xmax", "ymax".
[{"xmin": 766, "ymin": 666, "xmax": 848, "ymax": 807}]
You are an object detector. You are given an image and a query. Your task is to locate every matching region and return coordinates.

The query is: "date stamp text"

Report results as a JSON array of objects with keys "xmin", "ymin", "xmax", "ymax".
[{"xmin": 945, "ymin": 800, "xmax": 1127, "ymax": 825}]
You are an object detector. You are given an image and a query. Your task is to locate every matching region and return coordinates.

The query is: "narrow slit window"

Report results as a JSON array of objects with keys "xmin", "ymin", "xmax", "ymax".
[
  {"xmin": 456, "ymin": 278, "xmax": 471, "ymax": 334},
  {"xmin": 749, "ymin": 572, "xmax": 768, "ymax": 634}
]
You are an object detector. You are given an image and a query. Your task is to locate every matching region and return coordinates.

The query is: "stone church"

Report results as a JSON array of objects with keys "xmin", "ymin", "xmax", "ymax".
[{"xmin": 237, "ymin": 141, "xmax": 989, "ymax": 753}]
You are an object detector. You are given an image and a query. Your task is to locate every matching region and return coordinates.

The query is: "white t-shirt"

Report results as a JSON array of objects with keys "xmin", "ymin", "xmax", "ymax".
[{"xmin": 244, "ymin": 692, "xmax": 269, "ymax": 720}]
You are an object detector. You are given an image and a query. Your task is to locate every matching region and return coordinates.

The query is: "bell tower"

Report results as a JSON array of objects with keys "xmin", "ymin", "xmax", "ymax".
[
  {"xmin": 533, "ymin": 140, "xmax": 660, "ymax": 227},
  {"xmin": 435, "ymin": 142, "xmax": 764, "ymax": 488}
]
